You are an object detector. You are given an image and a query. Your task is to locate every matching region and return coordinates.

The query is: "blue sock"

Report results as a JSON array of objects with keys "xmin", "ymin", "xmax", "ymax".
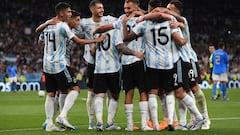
[
  {"xmin": 221, "ymin": 84, "xmax": 227, "ymax": 97},
  {"xmin": 213, "ymin": 83, "xmax": 217, "ymax": 98}
]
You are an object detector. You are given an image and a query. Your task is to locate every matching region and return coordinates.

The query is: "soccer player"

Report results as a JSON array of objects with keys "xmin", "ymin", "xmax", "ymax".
[
  {"xmin": 212, "ymin": 41, "xmax": 229, "ymax": 101},
  {"xmin": 6, "ymin": 63, "xmax": 17, "ymax": 92},
  {"xmin": 78, "ymin": 0, "xmax": 117, "ymax": 129},
  {"xmin": 37, "ymin": 2, "xmax": 105, "ymax": 132},
  {"xmin": 93, "ymin": 28, "xmax": 144, "ymax": 131}
]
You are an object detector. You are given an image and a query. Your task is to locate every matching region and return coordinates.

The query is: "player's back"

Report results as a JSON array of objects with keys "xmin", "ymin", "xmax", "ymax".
[{"xmin": 212, "ymin": 49, "xmax": 228, "ymax": 74}]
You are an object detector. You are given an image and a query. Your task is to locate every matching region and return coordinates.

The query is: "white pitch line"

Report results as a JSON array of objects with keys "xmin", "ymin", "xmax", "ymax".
[{"xmin": 0, "ymin": 117, "xmax": 240, "ymax": 133}]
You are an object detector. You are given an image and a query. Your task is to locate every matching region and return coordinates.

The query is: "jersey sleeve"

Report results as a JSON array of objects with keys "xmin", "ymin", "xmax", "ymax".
[
  {"xmin": 113, "ymin": 29, "xmax": 124, "ymax": 46},
  {"xmin": 132, "ymin": 21, "xmax": 146, "ymax": 36},
  {"xmin": 113, "ymin": 20, "xmax": 122, "ymax": 29}
]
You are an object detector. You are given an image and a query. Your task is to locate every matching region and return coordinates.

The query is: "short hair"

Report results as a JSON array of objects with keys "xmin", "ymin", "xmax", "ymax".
[
  {"xmin": 169, "ymin": 0, "xmax": 184, "ymax": 14},
  {"xmin": 89, "ymin": 0, "xmax": 102, "ymax": 8},
  {"xmin": 71, "ymin": 10, "xmax": 81, "ymax": 17},
  {"xmin": 125, "ymin": 0, "xmax": 140, "ymax": 6},
  {"xmin": 55, "ymin": 2, "xmax": 71, "ymax": 14},
  {"xmin": 148, "ymin": 0, "xmax": 162, "ymax": 9},
  {"xmin": 218, "ymin": 41, "xmax": 225, "ymax": 49}
]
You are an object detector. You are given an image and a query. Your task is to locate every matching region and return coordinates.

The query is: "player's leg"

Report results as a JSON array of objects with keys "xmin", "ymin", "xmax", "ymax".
[{"xmin": 220, "ymin": 73, "xmax": 229, "ymax": 100}]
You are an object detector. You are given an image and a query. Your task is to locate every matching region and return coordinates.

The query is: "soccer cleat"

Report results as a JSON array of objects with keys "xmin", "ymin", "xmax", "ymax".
[
  {"xmin": 168, "ymin": 124, "xmax": 175, "ymax": 131},
  {"xmin": 159, "ymin": 119, "xmax": 168, "ymax": 130},
  {"xmin": 133, "ymin": 124, "xmax": 140, "ymax": 130},
  {"xmin": 55, "ymin": 116, "xmax": 76, "ymax": 130},
  {"xmin": 125, "ymin": 126, "xmax": 133, "ymax": 131},
  {"xmin": 175, "ymin": 124, "xmax": 188, "ymax": 131},
  {"xmin": 201, "ymin": 118, "xmax": 211, "ymax": 130},
  {"xmin": 173, "ymin": 121, "xmax": 179, "ymax": 127},
  {"xmin": 147, "ymin": 120, "xmax": 154, "ymax": 128},
  {"xmin": 96, "ymin": 122, "xmax": 104, "ymax": 131},
  {"xmin": 88, "ymin": 122, "xmax": 96, "ymax": 130},
  {"xmin": 222, "ymin": 97, "xmax": 230, "ymax": 101},
  {"xmin": 45, "ymin": 124, "xmax": 65, "ymax": 132},
  {"xmin": 141, "ymin": 125, "xmax": 154, "ymax": 131},
  {"xmin": 106, "ymin": 123, "xmax": 121, "ymax": 130},
  {"xmin": 42, "ymin": 121, "xmax": 47, "ymax": 130},
  {"xmin": 190, "ymin": 117, "xmax": 206, "ymax": 131},
  {"xmin": 187, "ymin": 120, "xmax": 194, "ymax": 129}
]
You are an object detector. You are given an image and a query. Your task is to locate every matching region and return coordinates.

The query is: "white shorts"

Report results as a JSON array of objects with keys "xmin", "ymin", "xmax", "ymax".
[
  {"xmin": 212, "ymin": 73, "xmax": 228, "ymax": 82},
  {"xmin": 9, "ymin": 77, "xmax": 17, "ymax": 83}
]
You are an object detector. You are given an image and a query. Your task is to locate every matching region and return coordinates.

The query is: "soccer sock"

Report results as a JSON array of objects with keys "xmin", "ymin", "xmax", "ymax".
[
  {"xmin": 53, "ymin": 95, "xmax": 59, "ymax": 117},
  {"xmin": 59, "ymin": 93, "xmax": 67, "ymax": 111},
  {"xmin": 125, "ymin": 104, "xmax": 133, "ymax": 128},
  {"xmin": 221, "ymin": 83, "xmax": 227, "ymax": 97},
  {"xmin": 195, "ymin": 89, "xmax": 209, "ymax": 119},
  {"xmin": 181, "ymin": 94, "xmax": 202, "ymax": 121},
  {"xmin": 188, "ymin": 91, "xmax": 196, "ymax": 122},
  {"xmin": 148, "ymin": 94, "xmax": 159, "ymax": 129},
  {"xmin": 45, "ymin": 95, "xmax": 55, "ymax": 125},
  {"xmin": 107, "ymin": 98, "xmax": 118, "ymax": 125},
  {"xmin": 178, "ymin": 99, "xmax": 187, "ymax": 125},
  {"xmin": 213, "ymin": 83, "xmax": 217, "ymax": 98},
  {"xmin": 60, "ymin": 90, "xmax": 79, "ymax": 118},
  {"xmin": 139, "ymin": 101, "xmax": 148, "ymax": 128},
  {"xmin": 159, "ymin": 94, "xmax": 168, "ymax": 120},
  {"xmin": 95, "ymin": 96, "xmax": 104, "ymax": 124},
  {"xmin": 166, "ymin": 92, "xmax": 175, "ymax": 125},
  {"xmin": 86, "ymin": 91, "xmax": 95, "ymax": 124}
]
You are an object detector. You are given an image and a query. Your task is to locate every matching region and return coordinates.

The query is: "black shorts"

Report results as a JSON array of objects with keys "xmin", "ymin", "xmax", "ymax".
[
  {"xmin": 93, "ymin": 72, "xmax": 121, "ymax": 95},
  {"xmin": 146, "ymin": 67, "xmax": 174, "ymax": 92},
  {"xmin": 86, "ymin": 63, "xmax": 95, "ymax": 89},
  {"xmin": 44, "ymin": 66, "xmax": 78, "ymax": 93},
  {"xmin": 122, "ymin": 61, "xmax": 146, "ymax": 92},
  {"xmin": 189, "ymin": 60, "xmax": 202, "ymax": 86},
  {"xmin": 210, "ymin": 67, "xmax": 213, "ymax": 81},
  {"xmin": 172, "ymin": 59, "xmax": 191, "ymax": 91}
]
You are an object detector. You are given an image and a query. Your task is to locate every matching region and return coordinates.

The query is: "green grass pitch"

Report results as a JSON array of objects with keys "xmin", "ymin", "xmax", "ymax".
[{"xmin": 0, "ymin": 88, "xmax": 240, "ymax": 135}]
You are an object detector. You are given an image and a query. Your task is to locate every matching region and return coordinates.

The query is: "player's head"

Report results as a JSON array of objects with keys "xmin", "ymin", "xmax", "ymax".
[
  {"xmin": 55, "ymin": 2, "xmax": 72, "ymax": 22},
  {"xmin": 124, "ymin": 0, "xmax": 140, "ymax": 16},
  {"xmin": 209, "ymin": 44, "xmax": 216, "ymax": 54},
  {"xmin": 218, "ymin": 41, "xmax": 225, "ymax": 50},
  {"xmin": 167, "ymin": 0, "xmax": 183, "ymax": 15},
  {"xmin": 89, "ymin": 0, "xmax": 104, "ymax": 17},
  {"xmin": 68, "ymin": 10, "xmax": 81, "ymax": 29},
  {"xmin": 148, "ymin": 0, "xmax": 162, "ymax": 13}
]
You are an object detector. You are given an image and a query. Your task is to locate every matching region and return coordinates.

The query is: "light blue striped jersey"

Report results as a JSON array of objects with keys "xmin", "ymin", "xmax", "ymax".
[
  {"xmin": 94, "ymin": 29, "xmax": 123, "ymax": 74},
  {"xmin": 80, "ymin": 15, "xmax": 117, "ymax": 64},
  {"xmin": 39, "ymin": 22, "xmax": 74, "ymax": 74},
  {"xmin": 133, "ymin": 20, "xmax": 179, "ymax": 69},
  {"xmin": 182, "ymin": 17, "xmax": 198, "ymax": 62},
  {"xmin": 117, "ymin": 15, "xmax": 145, "ymax": 65}
]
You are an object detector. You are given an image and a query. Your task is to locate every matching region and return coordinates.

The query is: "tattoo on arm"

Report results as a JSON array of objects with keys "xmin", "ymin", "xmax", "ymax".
[{"xmin": 116, "ymin": 43, "xmax": 135, "ymax": 55}]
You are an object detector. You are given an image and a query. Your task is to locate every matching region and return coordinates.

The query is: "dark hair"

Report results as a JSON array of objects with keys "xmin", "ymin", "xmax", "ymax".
[
  {"xmin": 148, "ymin": 0, "xmax": 162, "ymax": 9},
  {"xmin": 71, "ymin": 10, "xmax": 81, "ymax": 17},
  {"xmin": 55, "ymin": 2, "xmax": 71, "ymax": 14},
  {"xmin": 218, "ymin": 41, "xmax": 225, "ymax": 49},
  {"xmin": 89, "ymin": 0, "xmax": 102, "ymax": 8},
  {"xmin": 169, "ymin": 0, "xmax": 184, "ymax": 14},
  {"xmin": 125, "ymin": 0, "xmax": 140, "ymax": 6}
]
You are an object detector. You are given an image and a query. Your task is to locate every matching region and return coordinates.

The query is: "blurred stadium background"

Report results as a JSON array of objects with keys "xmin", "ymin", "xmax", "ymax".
[{"xmin": 0, "ymin": 0, "xmax": 240, "ymax": 91}]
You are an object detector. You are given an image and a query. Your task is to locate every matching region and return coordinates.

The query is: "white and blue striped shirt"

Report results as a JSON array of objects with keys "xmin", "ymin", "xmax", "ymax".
[
  {"xmin": 94, "ymin": 29, "xmax": 123, "ymax": 74},
  {"xmin": 133, "ymin": 19, "xmax": 179, "ymax": 69},
  {"xmin": 80, "ymin": 15, "xmax": 117, "ymax": 64},
  {"xmin": 39, "ymin": 22, "xmax": 74, "ymax": 74},
  {"xmin": 116, "ymin": 15, "xmax": 145, "ymax": 65}
]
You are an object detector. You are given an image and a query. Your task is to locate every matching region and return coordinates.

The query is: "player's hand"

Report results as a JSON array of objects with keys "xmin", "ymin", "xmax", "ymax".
[
  {"xmin": 136, "ymin": 15, "xmax": 144, "ymax": 23},
  {"xmin": 170, "ymin": 20, "xmax": 179, "ymax": 28},
  {"xmin": 95, "ymin": 34, "xmax": 106, "ymax": 43},
  {"xmin": 134, "ymin": 51, "xmax": 145, "ymax": 60}
]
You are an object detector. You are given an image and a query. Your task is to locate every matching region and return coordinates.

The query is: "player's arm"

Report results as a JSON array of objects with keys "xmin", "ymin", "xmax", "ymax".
[
  {"xmin": 170, "ymin": 20, "xmax": 185, "ymax": 29},
  {"xmin": 116, "ymin": 43, "xmax": 144, "ymax": 59},
  {"xmin": 122, "ymin": 16, "xmax": 140, "ymax": 42},
  {"xmin": 172, "ymin": 31, "xmax": 187, "ymax": 46},
  {"xmin": 71, "ymin": 34, "xmax": 106, "ymax": 45},
  {"xmin": 93, "ymin": 24, "xmax": 114, "ymax": 35},
  {"xmin": 35, "ymin": 17, "xmax": 60, "ymax": 35},
  {"xmin": 151, "ymin": 7, "xmax": 184, "ymax": 23}
]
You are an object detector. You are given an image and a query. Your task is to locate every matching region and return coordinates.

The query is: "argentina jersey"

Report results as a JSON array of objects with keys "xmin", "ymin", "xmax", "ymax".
[
  {"xmin": 133, "ymin": 20, "xmax": 179, "ymax": 70},
  {"xmin": 182, "ymin": 17, "xmax": 198, "ymax": 62},
  {"xmin": 80, "ymin": 15, "xmax": 117, "ymax": 64},
  {"xmin": 40, "ymin": 22, "xmax": 74, "ymax": 74},
  {"xmin": 94, "ymin": 29, "xmax": 122, "ymax": 74},
  {"xmin": 118, "ymin": 15, "xmax": 145, "ymax": 65}
]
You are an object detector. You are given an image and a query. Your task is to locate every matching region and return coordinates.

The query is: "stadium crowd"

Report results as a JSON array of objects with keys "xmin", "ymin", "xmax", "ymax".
[{"xmin": 0, "ymin": 0, "xmax": 240, "ymax": 81}]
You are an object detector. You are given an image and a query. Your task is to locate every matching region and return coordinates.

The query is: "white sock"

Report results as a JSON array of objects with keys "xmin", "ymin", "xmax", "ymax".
[
  {"xmin": 148, "ymin": 94, "xmax": 159, "ymax": 128},
  {"xmin": 45, "ymin": 95, "xmax": 55, "ymax": 125},
  {"xmin": 53, "ymin": 95, "xmax": 59, "ymax": 117},
  {"xmin": 139, "ymin": 101, "xmax": 148, "ymax": 128},
  {"xmin": 86, "ymin": 91, "xmax": 95, "ymax": 124},
  {"xmin": 166, "ymin": 92, "xmax": 175, "ymax": 125},
  {"xmin": 181, "ymin": 94, "xmax": 202, "ymax": 121},
  {"xmin": 59, "ymin": 93, "xmax": 67, "ymax": 111},
  {"xmin": 178, "ymin": 99, "xmax": 187, "ymax": 125},
  {"xmin": 95, "ymin": 96, "xmax": 104, "ymax": 123},
  {"xmin": 195, "ymin": 89, "xmax": 209, "ymax": 119},
  {"xmin": 107, "ymin": 98, "xmax": 118, "ymax": 125},
  {"xmin": 188, "ymin": 91, "xmax": 196, "ymax": 121},
  {"xmin": 125, "ymin": 104, "xmax": 133, "ymax": 128},
  {"xmin": 60, "ymin": 90, "xmax": 79, "ymax": 118},
  {"xmin": 159, "ymin": 94, "xmax": 168, "ymax": 120}
]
